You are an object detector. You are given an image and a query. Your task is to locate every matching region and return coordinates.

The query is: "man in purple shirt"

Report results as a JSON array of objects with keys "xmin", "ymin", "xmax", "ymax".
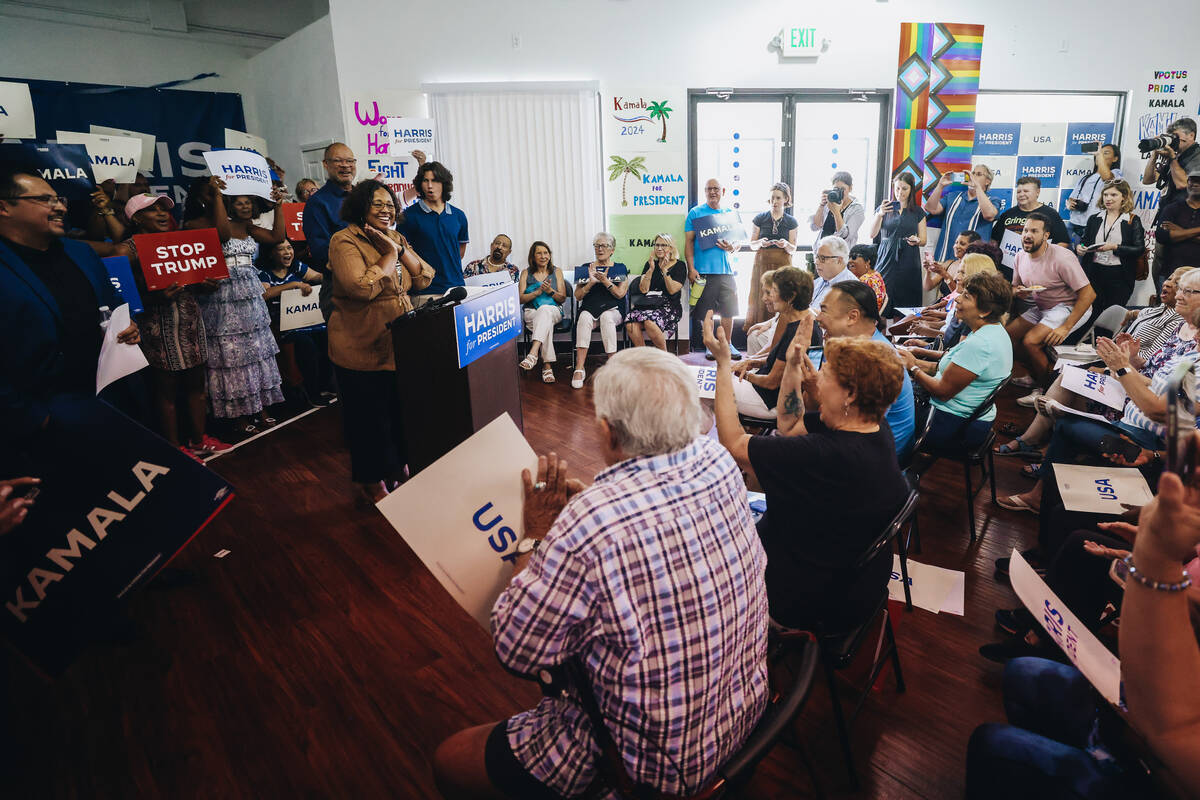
[{"xmin": 433, "ymin": 347, "xmax": 769, "ymax": 799}]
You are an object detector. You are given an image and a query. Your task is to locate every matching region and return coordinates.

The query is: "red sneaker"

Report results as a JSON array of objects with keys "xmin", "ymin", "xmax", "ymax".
[
  {"xmin": 178, "ymin": 445, "xmax": 204, "ymax": 463},
  {"xmin": 188, "ymin": 435, "xmax": 233, "ymax": 456}
]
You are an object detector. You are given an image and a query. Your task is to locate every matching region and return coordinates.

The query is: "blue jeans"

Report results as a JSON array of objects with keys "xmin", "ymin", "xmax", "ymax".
[
  {"xmin": 966, "ymin": 658, "xmax": 1126, "ymax": 799},
  {"xmin": 1038, "ymin": 416, "xmax": 1161, "ymax": 481},
  {"xmin": 923, "ymin": 408, "xmax": 992, "ymax": 451}
]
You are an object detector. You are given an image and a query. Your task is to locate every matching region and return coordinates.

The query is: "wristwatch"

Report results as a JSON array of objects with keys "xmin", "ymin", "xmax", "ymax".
[
  {"xmin": 1115, "ymin": 367, "xmax": 1131, "ymax": 378},
  {"xmin": 908, "ymin": 363, "xmax": 921, "ymax": 374},
  {"xmin": 515, "ymin": 537, "xmax": 541, "ymax": 556}
]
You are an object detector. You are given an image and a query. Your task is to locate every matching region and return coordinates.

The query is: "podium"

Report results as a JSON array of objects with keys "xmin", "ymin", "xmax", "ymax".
[{"xmin": 390, "ymin": 284, "xmax": 524, "ymax": 474}]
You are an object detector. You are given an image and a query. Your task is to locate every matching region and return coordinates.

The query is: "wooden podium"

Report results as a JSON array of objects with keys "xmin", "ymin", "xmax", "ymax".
[{"xmin": 389, "ymin": 287, "xmax": 524, "ymax": 475}]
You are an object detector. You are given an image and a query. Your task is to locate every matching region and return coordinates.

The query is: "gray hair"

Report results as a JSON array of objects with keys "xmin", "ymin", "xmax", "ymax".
[
  {"xmin": 593, "ymin": 348, "xmax": 704, "ymax": 457},
  {"xmin": 815, "ymin": 235, "xmax": 849, "ymax": 261},
  {"xmin": 593, "ymin": 231, "xmax": 616, "ymax": 248}
]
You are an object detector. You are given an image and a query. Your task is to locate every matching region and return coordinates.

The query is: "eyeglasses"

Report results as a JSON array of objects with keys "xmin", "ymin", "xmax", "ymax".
[
  {"xmin": 1178, "ymin": 288, "xmax": 1200, "ymax": 297},
  {"xmin": 593, "ymin": 243, "xmax": 613, "ymax": 249},
  {"xmin": 816, "ymin": 255, "xmax": 843, "ymax": 263},
  {"xmin": 325, "ymin": 158, "xmax": 357, "ymax": 166},
  {"xmin": 369, "ymin": 200, "xmax": 396, "ymax": 210},
  {"xmin": 2, "ymin": 194, "xmax": 68, "ymax": 207}
]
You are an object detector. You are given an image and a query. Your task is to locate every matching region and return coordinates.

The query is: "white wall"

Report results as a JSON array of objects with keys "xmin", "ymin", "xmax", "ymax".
[
  {"xmin": 0, "ymin": 16, "xmax": 258, "ymax": 129},
  {"xmin": 327, "ymin": 0, "xmax": 1199, "ymax": 171},
  {"xmin": 246, "ymin": 15, "xmax": 343, "ymax": 186}
]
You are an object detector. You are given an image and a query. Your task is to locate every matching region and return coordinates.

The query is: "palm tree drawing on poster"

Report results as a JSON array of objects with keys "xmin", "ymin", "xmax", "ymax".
[
  {"xmin": 647, "ymin": 101, "xmax": 673, "ymax": 143},
  {"xmin": 608, "ymin": 156, "xmax": 647, "ymax": 207}
]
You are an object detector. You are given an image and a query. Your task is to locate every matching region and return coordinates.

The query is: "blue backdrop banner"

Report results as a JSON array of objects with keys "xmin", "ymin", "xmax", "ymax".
[{"xmin": 6, "ymin": 76, "xmax": 245, "ymax": 214}]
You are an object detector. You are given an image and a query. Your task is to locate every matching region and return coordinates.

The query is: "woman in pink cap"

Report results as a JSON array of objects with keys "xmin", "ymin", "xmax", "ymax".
[{"xmin": 87, "ymin": 190, "xmax": 230, "ymax": 458}]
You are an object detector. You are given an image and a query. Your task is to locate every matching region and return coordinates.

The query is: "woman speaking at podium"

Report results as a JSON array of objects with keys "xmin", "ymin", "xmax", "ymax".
[{"xmin": 328, "ymin": 180, "xmax": 434, "ymax": 504}]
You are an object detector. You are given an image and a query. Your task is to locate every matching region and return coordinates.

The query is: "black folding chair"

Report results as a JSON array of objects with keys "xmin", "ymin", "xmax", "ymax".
[
  {"xmin": 908, "ymin": 377, "xmax": 1010, "ymax": 543},
  {"xmin": 771, "ymin": 491, "xmax": 914, "ymax": 789}
]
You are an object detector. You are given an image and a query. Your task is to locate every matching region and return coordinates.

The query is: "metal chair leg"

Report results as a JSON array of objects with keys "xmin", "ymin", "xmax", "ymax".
[
  {"xmin": 887, "ymin": 615, "xmax": 906, "ymax": 693},
  {"xmin": 822, "ymin": 660, "xmax": 859, "ymax": 789},
  {"xmin": 988, "ymin": 449, "xmax": 998, "ymax": 504},
  {"xmin": 897, "ymin": 528, "xmax": 913, "ymax": 612},
  {"xmin": 964, "ymin": 461, "xmax": 977, "ymax": 543}
]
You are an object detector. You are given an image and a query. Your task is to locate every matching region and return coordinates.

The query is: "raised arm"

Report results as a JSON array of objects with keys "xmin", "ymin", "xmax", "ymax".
[{"xmin": 702, "ymin": 311, "xmax": 753, "ymax": 469}]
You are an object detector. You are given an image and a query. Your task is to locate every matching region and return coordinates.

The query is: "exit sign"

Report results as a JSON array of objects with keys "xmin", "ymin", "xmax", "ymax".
[{"xmin": 781, "ymin": 25, "xmax": 821, "ymax": 57}]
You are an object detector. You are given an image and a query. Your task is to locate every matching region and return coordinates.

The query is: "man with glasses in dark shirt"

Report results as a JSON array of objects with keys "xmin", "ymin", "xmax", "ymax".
[
  {"xmin": 0, "ymin": 167, "xmax": 138, "ymax": 453},
  {"xmin": 1158, "ymin": 169, "xmax": 1200, "ymax": 273},
  {"xmin": 303, "ymin": 142, "xmax": 358, "ymax": 320}
]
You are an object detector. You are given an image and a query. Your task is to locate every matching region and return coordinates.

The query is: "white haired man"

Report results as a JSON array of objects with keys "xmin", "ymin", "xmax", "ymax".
[
  {"xmin": 809, "ymin": 234, "xmax": 858, "ymax": 314},
  {"xmin": 433, "ymin": 347, "xmax": 769, "ymax": 799}
]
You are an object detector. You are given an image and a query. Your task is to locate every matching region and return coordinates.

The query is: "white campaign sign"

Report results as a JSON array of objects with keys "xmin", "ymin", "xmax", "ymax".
[
  {"xmin": 388, "ymin": 117, "xmax": 435, "ymax": 157},
  {"xmin": 90, "ymin": 124, "xmax": 156, "ymax": 175},
  {"xmin": 0, "ymin": 80, "xmax": 36, "ymax": 139},
  {"xmin": 1054, "ymin": 463, "xmax": 1154, "ymax": 515},
  {"xmin": 278, "ymin": 287, "xmax": 324, "ymax": 332},
  {"xmin": 96, "ymin": 304, "xmax": 149, "ymax": 393},
  {"xmin": 888, "ymin": 555, "xmax": 965, "ymax": 615},
  {"xmin": 999, "ymin": 228, "xmax": 1023, "ymax": 269},
  {"xmin": 1060, "ymin": 365, "xmax": 1128, "ymax": 411},
  {"xmin": 224, "ymin": 128, "xmax": 268, "ymax": 157},
  {"xmin": 375, "ymin": 414, "xmax": 539, "ymax": 629},
  {"xmin": 202, "ymin": 149, "xmax": 273, "ymax": 200},
  {"xmin": 55, "ymin": 130, "xmax": 141, "ymax": 183},
  {"xmin": 465, "ymin": 271, "xmax": 514, "ymax": 290},
  {"xmin": 688, "ymin": 365, "xmax": 718, "ymax": 399},
  {"xmin": 1010, "ymin": 549, "xmax": 1122, "ymax": 707}
]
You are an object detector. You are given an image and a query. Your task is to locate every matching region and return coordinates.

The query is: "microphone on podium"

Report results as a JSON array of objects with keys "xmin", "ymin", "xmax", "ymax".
[{"xmin": 417, "ymin": 285, "xmax": 468, "ymax": 312}]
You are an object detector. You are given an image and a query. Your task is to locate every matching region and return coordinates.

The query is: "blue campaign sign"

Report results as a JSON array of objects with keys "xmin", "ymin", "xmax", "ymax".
[
  {"xmin": 693, "ymin": 211, "xmax": 743, "ymax": 250},
  {"xmin": 0, "ymin": 142, "xmax": 96, "ymax": 230},
  {"xmin": 454, "ymin": 283, "xmax": 522, "ymax": 368},
  {"xmin": 1056, "ymin": 190, "xmax": 1074, "ymax": 220},
  {"xmin": 973, "ymin": 123, "xmax": 1021, "ymax": 156},
  {"xmin": 1065, "ymin": 123, "xmax": 1115, "ymax": 155},
  {"xmin": 989, "ymin": 189, "xmax": 1013, "ymax": 215},
  {"xmin": 1016, "ymin": 156, "xmax": 1063, "ymax": 189},
  {"xmin": 101, "ymin": 255, "xmax": 144, "ymax": 315}
]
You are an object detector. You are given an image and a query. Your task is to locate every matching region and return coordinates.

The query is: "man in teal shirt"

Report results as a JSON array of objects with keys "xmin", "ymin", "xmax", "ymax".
[{"xmin": 685, "ymin": 178, "xmax": 740, "ymax": 348}]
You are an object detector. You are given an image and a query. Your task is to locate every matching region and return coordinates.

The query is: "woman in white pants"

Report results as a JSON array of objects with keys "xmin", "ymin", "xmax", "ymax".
[
  {"xmin": 518, "ymin": 241, "xmax": 567, "ymax": 383},
  {"xmin": 572, "ymin": 232, "xmax": 629, "ymax": 388}
]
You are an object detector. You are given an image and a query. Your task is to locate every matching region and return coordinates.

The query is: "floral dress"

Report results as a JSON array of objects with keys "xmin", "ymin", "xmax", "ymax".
[
  {"xmin": 196, "ymin": 236, "xmax": 284, "ymax": 417},
  {"xmin": 127, "ymin": 239, "xmax": 207, "ymax": 371}
]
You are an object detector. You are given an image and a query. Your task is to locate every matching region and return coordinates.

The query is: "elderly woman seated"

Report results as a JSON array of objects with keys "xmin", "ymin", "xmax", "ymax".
[
  {"xmin": 744, "ymin": 269, "xmax": 781, "ymax": 356},
  {"xmin": 890, "ymin": 252, "xmax": 998, "ymax": 343},
  {"xmin": 996, "ymin": 293, "xmax": 1200, "ymax": 519},
  {"xmin": 705, "ymin": 312, "xmax": 908, "ymax": 633},
  {"xmin": 994, "ymin": 266, "xmax": 1196, "ymax": 461},
  {"xmin": 728, "ymin": 267, "xmax": 816, "ymax": 419},
  {"xmin": 898, "ymin": 272, "xmax": 1014, "ymax": 450}
]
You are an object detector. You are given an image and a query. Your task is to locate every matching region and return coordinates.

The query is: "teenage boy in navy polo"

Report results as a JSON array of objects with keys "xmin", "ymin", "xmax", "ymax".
[{"xmin": 400, "ymin": 161, "xmax": 469, "ymax": 305}]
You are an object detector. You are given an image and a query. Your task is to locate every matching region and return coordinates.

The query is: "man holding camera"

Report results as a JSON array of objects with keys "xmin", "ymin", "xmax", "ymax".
[
  {"xmin": 925, "ymin": 163, "xmax": 999, "ymax": 262},
  {"xmin": 1142, "ymin": 118, "xmax": 1199, "ymax": 287},
  {"xmin": 809, "ymin": 170, "xmax": 865, "ymax": 249}
]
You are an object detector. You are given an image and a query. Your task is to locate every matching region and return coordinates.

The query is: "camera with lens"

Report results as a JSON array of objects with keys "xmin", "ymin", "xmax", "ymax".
[
  {"xmin": 1080, "ymin": 141, "xmax": 1102, "ymax": 154},
  {"xmin": 824, "ymin": 187, "xmax": 844, "ymax": 204},
  {"xmin": 1139, "ymin": 132, "xmax": 1181, "ymax": 155}
]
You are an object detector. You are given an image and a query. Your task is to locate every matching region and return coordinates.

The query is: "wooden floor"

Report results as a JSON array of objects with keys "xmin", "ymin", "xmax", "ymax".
[{"xmin": 8, "ymin": 368, "xmax": 1047, "ymax": 799}]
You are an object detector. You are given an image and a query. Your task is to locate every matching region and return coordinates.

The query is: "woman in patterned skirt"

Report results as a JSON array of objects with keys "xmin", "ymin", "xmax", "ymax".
[
  {"xmin": 626, "ymin": 233, "xmax": 688, "ymax": 350},
  {"xmin": 185, "ymin": 176, "xmax": 286, "ymax": 435},
  {"xmin": 86, "ymin": 191, "xmax": 231, "ymax": 457}
]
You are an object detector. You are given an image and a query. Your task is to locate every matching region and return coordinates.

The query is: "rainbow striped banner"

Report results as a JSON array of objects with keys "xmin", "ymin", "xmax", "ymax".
[{"xmin": 893, "ymin": 22, "xmax": 985, "ymax": 194}]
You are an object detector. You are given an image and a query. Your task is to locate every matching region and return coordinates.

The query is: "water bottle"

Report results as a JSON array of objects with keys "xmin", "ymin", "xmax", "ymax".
[{"xmin": 98, "ymin": 305, "xmax": 112, "ymax": 331}]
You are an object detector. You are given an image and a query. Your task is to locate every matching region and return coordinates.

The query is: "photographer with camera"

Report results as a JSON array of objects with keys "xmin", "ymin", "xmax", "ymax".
[
  {"xmin": 1141, "ymin": 118, "xmax": 1199, "ymax": 212},
  {"xmin": 809, "ymin": 171, "xmax": 865, "ymax": 249},
  {"xmin": 1066, "ymin": 143, "xmax": 1122, "ymax": 239}
]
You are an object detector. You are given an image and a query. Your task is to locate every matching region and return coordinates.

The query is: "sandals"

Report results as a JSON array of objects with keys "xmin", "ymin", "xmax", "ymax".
[
  {"xmin": 996, "ymin": 494, "xmax": 1040, "ymax": 515},
  {"xmin": 571, "ymin": 369, "xmax": 586, "ymax": 389},
  {"xmin": 993, "ymin": 437, "xmax": 1044, "ymax": 462},
  {"xmin": 997, "ymin": 422, "xmax": 1022, "ymax": 437},
  {"xmin": 1020, "ymin": 463, "xmax": 1041, "ymax": 480},
  {"xmin": 520, "ymin": 354, "xmax": 537, "ymax": 371},
  {"xmin": 542, "ymin": 365, "xmax": 556, "ymax": 384}
]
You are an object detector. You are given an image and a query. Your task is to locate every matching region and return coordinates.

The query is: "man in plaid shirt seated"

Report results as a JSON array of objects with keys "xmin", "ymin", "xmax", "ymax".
[{"xmin": 434, "ymin": 347, "xmax": 770, "ymax": 799}]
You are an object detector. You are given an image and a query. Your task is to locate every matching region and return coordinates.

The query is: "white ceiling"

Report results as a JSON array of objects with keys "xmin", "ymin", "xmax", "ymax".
[{"xmin": 0, "ymin": 0, "xmax": 328, "ymax": 50}]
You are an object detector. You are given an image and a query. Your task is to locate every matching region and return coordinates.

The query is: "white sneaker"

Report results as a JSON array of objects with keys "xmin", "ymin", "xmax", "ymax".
[
  {"xmin": 1017, "ymin": 388, "xmax": 1043, "ymax": 407},
  {"xmin": 571, "ymin": 369, "xmax": 586, "ymax": 389},
  {"xmin": 1011, "ymin": 375, "xmax": 1037, "ymax": 388}
]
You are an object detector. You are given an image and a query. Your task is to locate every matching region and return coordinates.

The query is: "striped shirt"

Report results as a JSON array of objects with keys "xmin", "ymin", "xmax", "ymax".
[
  {"xmin": 1121, "ymin": 354, "xmax": 1199, "ymax": 441},
  {"xmin": 491, "ymin": 436, "xmax": 769, "ymax": 797},
  {"xmin": 1127, "ymin": 306, "xmax": 1185, "ymax": 364}
]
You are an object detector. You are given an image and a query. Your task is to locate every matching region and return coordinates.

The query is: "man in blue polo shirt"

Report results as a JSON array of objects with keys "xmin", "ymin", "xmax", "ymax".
[
  {"xmin": 303, "ymin": 142, "xmax": 356, "ymax": 319},
  {"xmin": 685, "ymin": 177, "xmax": 740, "ymax": 352},
  {"xmin": 925, "ymin": 164, "xmax": 1000, "ymax": 262},
  {"xmin": 400, "ymin": 161, "xmax": 469, "ymax": 304}
]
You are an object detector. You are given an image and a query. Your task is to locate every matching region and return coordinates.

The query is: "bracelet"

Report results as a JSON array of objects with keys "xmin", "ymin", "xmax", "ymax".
[
  {"xmin": 98, "ymin": 209, "xmax": 115, "ymax": 216},
  {"xmin": 1122, "ymin": 554, "xmax": 1192, "ymax": 592}
]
